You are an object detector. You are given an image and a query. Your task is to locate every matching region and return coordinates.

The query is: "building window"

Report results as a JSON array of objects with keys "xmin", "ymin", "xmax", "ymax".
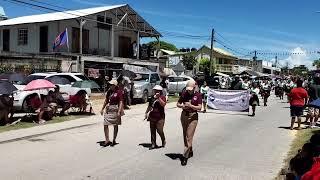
[
  {"xmin": 18, "ymin": 28, "xmax": 28, "ymax": 45},
  {"xmin": 97, "ymin": 15, "xmax": 112, "ymax": 30}
]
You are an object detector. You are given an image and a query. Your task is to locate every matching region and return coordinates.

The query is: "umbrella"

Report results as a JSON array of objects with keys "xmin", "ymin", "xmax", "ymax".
[
  {"xmin": 72, "ymin": 80, "xmax": 100, "ymax": 89},
  {"xmin": 0, "ymin": 81, "xmax": 18, "ymax": 94},
  {"xmin": 24, "ymin": 79, "xmax": 56, "ymax": 91},
  {"xmin": 0, "ymin": 73, "xmax": 26, "ymax": 82},
  {"xmin": 121, "ymin": 70, "xmax": 136, "ymax": 79},
  {"xmin": 46, "ymin": 76, "xmax": 71, "ymax": 85}
]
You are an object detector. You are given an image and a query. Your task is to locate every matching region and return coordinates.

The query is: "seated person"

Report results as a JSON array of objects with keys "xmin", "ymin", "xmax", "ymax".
[
  {"xmin": 29, "ymin": 94, "xmax": 54, "ymax": 124},
  {"xmin": 69, "ymin": 91, "xmax": 87, "ymax": 112},
  {"xmin": 0, "ymin": 94, "xmax": 13, "ymax": 125},
  {"xmin": 53, "ymin": 86, "xmax": 70, "ymax": 115},
  {"xmin": 47, "ymin": 90, "xmax": 58, "ymax": 115}
]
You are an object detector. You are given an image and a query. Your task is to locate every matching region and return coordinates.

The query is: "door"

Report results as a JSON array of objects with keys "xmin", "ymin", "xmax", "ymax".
[
  {"xmin": 72, "ymin": 27, "xmax": 89, "ymax": 53},
  {"xmin": 118, "ymin": 36, "xmax": 131, "ymax": 58},
  {"xmin": 3, "ymin": 29, "xmax": 10, "ymax": 51},
  {"xmin": 39, "ymin": 26, "xmax": 48, "ymax": 52}
]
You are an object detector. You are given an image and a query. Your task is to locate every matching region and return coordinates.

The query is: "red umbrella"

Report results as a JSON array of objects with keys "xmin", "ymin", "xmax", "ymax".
[{"xmin": 24, "ymin": 79, "xmax": 56, "ymax": 91}]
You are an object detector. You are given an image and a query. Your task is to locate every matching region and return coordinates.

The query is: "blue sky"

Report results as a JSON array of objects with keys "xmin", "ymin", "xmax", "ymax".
[{"xmin": 1, "ymin": 0, "xmax": 320, "ymax": 67}]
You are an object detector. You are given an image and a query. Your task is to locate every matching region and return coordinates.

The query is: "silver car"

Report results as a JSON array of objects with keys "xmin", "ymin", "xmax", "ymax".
[{"xmin": 168, "ymin": 76, "xmax": 194, "ymax": 94}]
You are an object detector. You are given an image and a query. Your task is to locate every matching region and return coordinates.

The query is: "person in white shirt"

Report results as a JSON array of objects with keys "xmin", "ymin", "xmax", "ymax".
[
  {"xmin": 241, "ymin": 79, "xmax": 250, "ymax": 90},
  {"xmin": 249, "ymin": 83, "xmax": 260, "ymax": 116},
  {"xmin": 261, "ymin": 80, "xmax": 271, "ymax": 106}
]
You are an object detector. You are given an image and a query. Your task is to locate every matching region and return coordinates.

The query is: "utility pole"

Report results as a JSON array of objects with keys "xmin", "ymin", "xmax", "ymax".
[
  {"xmin": 252, "ymin": 50, "xmax": 257, "ymax": 71},
  {"xmin": 209, "ymin": 28, "xmax": 215, "ymax": 76}
]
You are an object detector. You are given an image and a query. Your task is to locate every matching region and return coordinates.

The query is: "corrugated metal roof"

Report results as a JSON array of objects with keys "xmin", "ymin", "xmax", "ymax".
[{"xmin": 0, "ymin": 4, "xmax": 126, "ymax": 26}]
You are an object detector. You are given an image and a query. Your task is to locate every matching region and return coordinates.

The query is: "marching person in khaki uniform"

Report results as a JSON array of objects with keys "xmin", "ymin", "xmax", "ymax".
[
  {"xmin": 145, "ymin": 85, "xmax": 167, "ymax": 150},
  {"xmin": 177, "ymin": 80, "xmax": 202, "ymax": 166}
]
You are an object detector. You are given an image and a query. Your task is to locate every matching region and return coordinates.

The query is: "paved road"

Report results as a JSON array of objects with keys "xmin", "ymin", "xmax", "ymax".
[{"xmin": 0, "ymin": 96, "xmax": 295, "ymax": 180}]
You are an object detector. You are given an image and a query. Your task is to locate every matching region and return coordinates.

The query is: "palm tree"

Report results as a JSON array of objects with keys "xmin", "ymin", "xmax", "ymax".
[{"xmin": 313, "ymin": 59, "xmax": 320, "ymax": 69}]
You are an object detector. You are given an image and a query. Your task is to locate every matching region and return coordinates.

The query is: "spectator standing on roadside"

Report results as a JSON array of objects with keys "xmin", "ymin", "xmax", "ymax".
[
  {"xmin": 307, "ymin": 75, "xmax": 320, "ymax": 128},
  {"xmin": 288, "ymin": 79, "xmax": 308, "ymax": 130}
]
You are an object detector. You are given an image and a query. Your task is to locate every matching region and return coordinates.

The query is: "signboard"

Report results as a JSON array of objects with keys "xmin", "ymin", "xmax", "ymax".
[{"xmin": 207, "ymin": 89, "xmax": 250, "ymax": 112}]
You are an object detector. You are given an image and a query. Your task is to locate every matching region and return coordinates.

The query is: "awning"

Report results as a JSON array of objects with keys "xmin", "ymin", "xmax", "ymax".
[
  {"xmin": 216, "ymin": 72, "xmax": 230, "ymax": 77},
  {"xmin": 240, "ymin": 70, "xmax": 260, "ymax": 77}
]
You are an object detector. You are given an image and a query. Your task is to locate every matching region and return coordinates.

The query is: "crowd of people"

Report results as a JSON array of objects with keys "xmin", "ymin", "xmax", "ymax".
[
  {"xmin": 286, "ymin": 134, "xmax": 320, "ymax": 180},
  {"xmin": 0, "ymin": 85, "xmax": 90, "ymax": 125}
]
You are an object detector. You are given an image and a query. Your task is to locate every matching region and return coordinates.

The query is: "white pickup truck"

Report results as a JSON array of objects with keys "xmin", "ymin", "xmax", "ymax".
[{"xmin": 13, "ymin": 72, "xmax": 91, "ymax": 112}]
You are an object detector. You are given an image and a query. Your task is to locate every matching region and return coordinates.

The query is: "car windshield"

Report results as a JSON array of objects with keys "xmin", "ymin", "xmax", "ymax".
[
  {"xmin": 134, "ymin": 74, "xmax": 149, "ymax": 81},
  {"xmin": 20, "ymin": 75, "xmax": 46, "ymax": 85}
]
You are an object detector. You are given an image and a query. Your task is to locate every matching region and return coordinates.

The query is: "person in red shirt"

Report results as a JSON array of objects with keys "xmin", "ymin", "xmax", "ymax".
[
  {"xmin": 288, "ymin": 79, "xmax": 308, "ymax": 130},
  {"xmin": 100, "ymin": 79, "xmax": 124, "ymax": 147},
  {"xmin": 177, "ymin": 80, "xmax": 202, "ymax": 166},
  {"xmin": 145, "ymin": 85, "xmax": 167, "ymax": 150}
]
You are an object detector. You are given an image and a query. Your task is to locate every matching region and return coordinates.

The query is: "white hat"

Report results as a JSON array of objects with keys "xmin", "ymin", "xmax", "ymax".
[
  {"xmin": 109, "ymin": 79, "xmax": 118, "ymax": 86},
  {"xmin": 153, "ymin": 85, "xmax": 163, "ymax": 91},
  {"xmin": 186, "ymin": 80, "xmax": 196, "ymax": 91}
]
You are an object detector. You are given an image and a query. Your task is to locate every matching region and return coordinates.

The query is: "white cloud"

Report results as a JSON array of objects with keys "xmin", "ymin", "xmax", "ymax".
[{"xmin": 279, "ymin": 47, "xmax": 314, "ymax": 69}]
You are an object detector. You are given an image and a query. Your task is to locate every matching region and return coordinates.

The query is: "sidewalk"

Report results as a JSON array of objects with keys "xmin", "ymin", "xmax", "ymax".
[{"xmin": 0, "ymin": 102, "xmax": 177, "ymax": 144}]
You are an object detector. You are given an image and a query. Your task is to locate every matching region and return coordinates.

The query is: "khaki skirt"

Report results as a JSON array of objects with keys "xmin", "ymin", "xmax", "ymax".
[{"xmin": 104, "ymin": 105, "xmax": 122, "ymax": 126}]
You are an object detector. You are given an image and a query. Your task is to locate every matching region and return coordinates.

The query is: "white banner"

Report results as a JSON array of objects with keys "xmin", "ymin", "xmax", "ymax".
[{"xmin": 207, "ymin": 89, "xmax": 250, "ymax": 112}]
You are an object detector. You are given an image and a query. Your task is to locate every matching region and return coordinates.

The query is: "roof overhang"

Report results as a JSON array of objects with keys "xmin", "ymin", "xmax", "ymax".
[{"xmin": 0, "ymin": 4, "xmax": 161, "ymax": 38}]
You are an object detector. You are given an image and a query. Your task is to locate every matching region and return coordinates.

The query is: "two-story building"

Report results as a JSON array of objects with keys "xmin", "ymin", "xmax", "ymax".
[
  {"xmin": 0, "ymin": 4, "xmax": 162, "ymax": 77},
  {"xmin": 195, "ymin": 45, "xmax": 262, "ymax": 75}
]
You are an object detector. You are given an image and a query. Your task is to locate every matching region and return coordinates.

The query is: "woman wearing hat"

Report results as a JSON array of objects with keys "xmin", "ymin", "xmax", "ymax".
[
  {"xmin": 100, "ymin": 79, "xmax": 124, "ymax": 147},
  {"xmin": 177, "ymin": 80, "xmax": 202, "ymax": 166},
  {"xmin": 145, "ymin": 85, "xmax": 167, "ymax": 150}
]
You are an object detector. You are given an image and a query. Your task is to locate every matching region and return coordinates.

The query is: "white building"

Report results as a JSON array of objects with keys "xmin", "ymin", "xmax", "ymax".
[{"xmin": 0, "ymin": 4, "xmax": 162, "ymax": 76}]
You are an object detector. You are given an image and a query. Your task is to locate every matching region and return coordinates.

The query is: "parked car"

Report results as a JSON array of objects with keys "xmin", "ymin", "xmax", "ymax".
[
  {"xmin": 133, "ymin": 72, "xmax": 160, "ymax": 103},
  {"xmin": 168, "ymin": 76, "xmax": 194, "ymax": 94},
  {"xmin": 13, "ymin": 72, "xmax": 91, "ymax": 112}
]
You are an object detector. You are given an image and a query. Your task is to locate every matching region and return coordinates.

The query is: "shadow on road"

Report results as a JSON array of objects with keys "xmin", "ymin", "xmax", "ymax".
[{"xmin": 165, "ymin": 153, "xmax": 184, "ymax": 162}]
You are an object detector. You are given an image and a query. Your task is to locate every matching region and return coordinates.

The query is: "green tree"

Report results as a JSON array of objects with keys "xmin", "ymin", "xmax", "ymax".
[
  {"xmin": 313, "ymin": 59, "xmax": 320, "ymax": 69},
  {"xmin": 147, "ymin": 41, "xmax": 178, "ymax": 52},
  {"xmin": 199, "ymin": 58, "xmax": 210, "ymax": 75},
  {"xmin": 182, "ymin": 54, "xmax": 197, "ymax": 70}
]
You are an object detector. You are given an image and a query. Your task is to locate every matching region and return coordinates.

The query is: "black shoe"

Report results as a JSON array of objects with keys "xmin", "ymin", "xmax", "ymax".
[
  {"xmin": 111, "ymin": 141, "xmax": 118, "ymax": 147},
  {"xmin": 181, "ymin": 157, "xmax": 188, "ymax": 166},
  {"xmin": 188, "ymin": 151, "xmax": 194, "ymax": 158},
  {"xmin": 101, "ymin": 141, "xmax": 112, "ymax": 147},
  {"xmin": 252, "ymin": 113, "xmax": 255, "ymax": 116},
  {"xmin": 149, "ymin": 144, "xmax": 157, "ymax": 150}
]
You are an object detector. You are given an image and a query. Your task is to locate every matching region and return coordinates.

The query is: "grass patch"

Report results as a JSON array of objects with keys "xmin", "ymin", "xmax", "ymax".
[
  {"xmin": 168, "ymin": 95, "xmax": 179, "ymax": 102},
  {"xmin": 0, "ymin": 114, "xmax": 91, "ymax": 134}
]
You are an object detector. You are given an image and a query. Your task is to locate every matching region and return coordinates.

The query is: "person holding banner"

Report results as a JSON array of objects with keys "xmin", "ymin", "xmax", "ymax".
[
  {"xmin": 145, "ymin": 85, "xmax": 167, "ymax": 150},
  {"xmin": 177, "ymin": 80, "xmax": 202, "ymax": 166},
  {"xmin": 249, "ymin": 83, "xmax": 260, "ymax": 116},
  {"xmin": 200, "ymin": 81, "xmax": 209, "ymax": 113}
]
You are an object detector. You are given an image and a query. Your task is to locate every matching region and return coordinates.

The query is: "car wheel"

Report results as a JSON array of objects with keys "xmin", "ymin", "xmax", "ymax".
[
  {"xmin": 141, "ymin": 90, "xmax": 148, "ymax": 103},
  {"xmin": 22, "ymin": 98, "xmax": 30, "ymax": 112}
]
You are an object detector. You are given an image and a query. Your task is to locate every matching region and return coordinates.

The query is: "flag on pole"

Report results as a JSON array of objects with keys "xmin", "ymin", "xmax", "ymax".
[{"xmin": 53, "ymin": 28, "xmax": 69, "ymax": 51}]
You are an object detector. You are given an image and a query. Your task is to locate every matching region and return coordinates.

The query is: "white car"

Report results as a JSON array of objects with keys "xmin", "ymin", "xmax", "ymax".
[
  {"xmin": 168, "ymin": 76, "xmax": 194, "ymax": 94},
  {"xmin": 13, "ymin": 72, "xmax": 92, "ymax": 112}
]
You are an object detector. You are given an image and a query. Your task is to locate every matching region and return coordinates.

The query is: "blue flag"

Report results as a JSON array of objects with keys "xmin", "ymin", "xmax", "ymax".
[{"xmin": 53, "ymin": 28, "xmax": 69, "ymax": 50}]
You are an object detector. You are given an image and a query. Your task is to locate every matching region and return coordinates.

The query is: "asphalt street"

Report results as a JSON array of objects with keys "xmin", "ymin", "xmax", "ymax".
[{"xmin": 0, "ymin": 96, "xmax": 295, "ymax": 180}]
